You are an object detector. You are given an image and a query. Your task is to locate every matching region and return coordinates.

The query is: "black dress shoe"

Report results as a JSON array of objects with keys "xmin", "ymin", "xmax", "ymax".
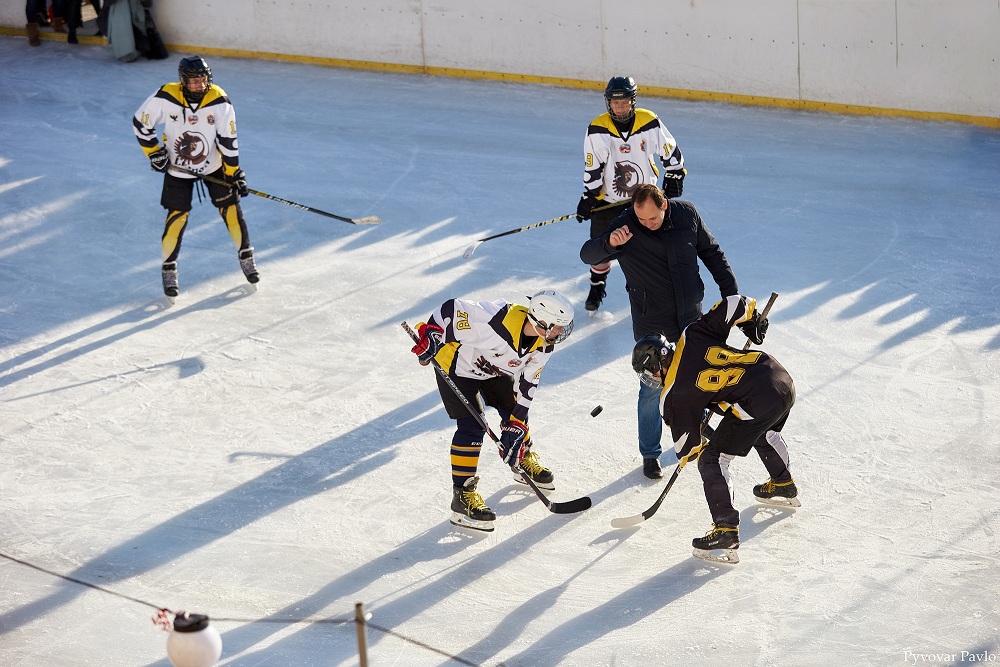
[{"xmin": 643, "ymin": 457, "xmax": 662, "ymax": 479}]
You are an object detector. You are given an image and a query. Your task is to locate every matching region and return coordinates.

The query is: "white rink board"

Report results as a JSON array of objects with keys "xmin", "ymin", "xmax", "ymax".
[{"xmin": 1, "ymin": 1, "xmax": 996, "ymax": 116}]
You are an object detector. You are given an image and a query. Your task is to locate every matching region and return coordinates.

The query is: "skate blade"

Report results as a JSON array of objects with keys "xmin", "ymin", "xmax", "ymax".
[
  {"xmin": 164, "ymin": 295, "xmax": 176, "ymax": 306},
  {"xmin": 754, "ymin": 495, "xmax": 801, "ymax": 508},
  {"xmin": 513, "ymin": 475, "xmax": 554, "ymax": 491},
  {"xmin": 693, "ymin": 547, "xmax": 740, "ymax": 564},
  {"xmin": 450, "ymin": 513, "xmax": 495, "ymax": 533}
]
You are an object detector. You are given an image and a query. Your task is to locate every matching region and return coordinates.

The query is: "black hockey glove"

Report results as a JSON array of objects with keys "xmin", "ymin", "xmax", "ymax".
[
  {"xmin": 738, "ymin": 312, "xmax": 769, "ymax": 345},
  {"xmin": 662, "ymin": 168, "xmax": 686, "ymax": 199},
  {"xmin": 678, "ymin": 438, "xmax": 706, "ymax": 468},
  {"xmin": 148, "ymin": 147, "xmax": 169, "ymax": 173},
  {"xmin": 576, "ymin": 195, "xmax": 598, "ymax": 222},
  {"xmin": 229, "ymin": 168, "xmax": 249, "ymax": 198},
  {"xmin": 499, "ymin": 417, "xmax": 528, "ymax": 468}
]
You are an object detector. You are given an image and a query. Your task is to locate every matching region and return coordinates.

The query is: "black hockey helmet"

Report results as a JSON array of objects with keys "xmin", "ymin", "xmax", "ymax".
[
  {"xmin": 604, "ymin": 76, "xmax": 637, "ymax": 123},
  {"xmin": 178, "ymin": 55, "xmax": 213, "ymax": 103},
  {"xmin": 631, "ymin": 333, "xmax": 674, "ymax": 389}
]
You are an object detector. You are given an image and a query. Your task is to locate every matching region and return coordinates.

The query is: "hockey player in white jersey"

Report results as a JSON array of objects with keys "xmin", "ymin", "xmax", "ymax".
[
  {"xmin": 133, "ymin": 56, "xmax": 259, "ymax": 302},
  {"xmin": 410, "ymin": 290, "xmax": 574, "ymax": 531},
  {"xmin": 576, "ymin": 76, "xmax": 686, "ymax": 313}
]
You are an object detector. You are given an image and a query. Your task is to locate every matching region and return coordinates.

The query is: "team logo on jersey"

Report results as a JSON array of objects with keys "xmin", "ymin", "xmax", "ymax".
[
  {"xmin": 188, "ymin": 115, "xmax": 199, "ymax": 125},
  {"xmin": 169, "ymin": 114, "xmax": 178, "ymax": 122},
  {"xmin": 507, "ymin": 359, "xmax": 523, "ymax": 368},
  {"xmin": 207, "ymin": 115, "xmax": 215, "ymax": 125},
  {"xmin": 640, "ymin": 140, "xmax": 647, "ymax": 152},
  {"xmin": 172, "ymin": 131, "xmax": 211, "ymax": 167},
  {"xmin": 613, "ymin": 161, "xmax": 642, "ymax": 197},
  {"xmin": 619, "ymin": 143, "xmax": 631, "ymax": 154}
]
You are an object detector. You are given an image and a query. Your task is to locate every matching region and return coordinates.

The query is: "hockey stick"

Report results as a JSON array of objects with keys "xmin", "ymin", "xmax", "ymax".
[
  {"xmin": 401, "ymin": 321, "xmax": 592, "ymax": 514},
  {"xmin": 743, "ymin": 291, "xmax": 779, "ymax": 351},
  {"xmin": 610, "ymin": 424, "xmax": 715, "ymax": 529},
  {"xmin": 462, "ymin": 200, "xmax": 628, "ymax": 259},
  {"xmin": 167, "ymin": 166, "xmax": 381, "ymax": 225}
]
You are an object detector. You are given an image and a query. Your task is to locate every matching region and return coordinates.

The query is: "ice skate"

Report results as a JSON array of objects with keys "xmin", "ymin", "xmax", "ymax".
[
  {"xmin": 585, "ymin": 281, "xmax": 606, "ymax": 315},
  {"xmin": 161, "ymin": 262, "xmax": 179, "ymax": 304},
  {"xmin": 692, "ymin": 524, "xmax": 740, "ymax": 564},
  {"xmin": 753, "ymin": 478, "xmax": 801, "ymax": 508},
  {"xmin": 450, "ymin": 476, "xmax": 496, "ymax": 532},
  {"xmin": 239, "ymin": 247, "xmax": 259, "ymax": 288},
  {"xmin": 512, "ymin": 449, "xmax": 555, "ymax": 491}
]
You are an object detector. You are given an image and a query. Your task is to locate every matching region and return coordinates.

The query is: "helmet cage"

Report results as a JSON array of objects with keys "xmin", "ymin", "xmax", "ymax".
[
  {"xmin": 528, "ymin": 313, "xmax": 574, "ymax": 345},
  {"xmin": 631, "ymin": 334, "xmax": 673, "ymax": 389},
  {"xmin": 178, "ymin": 56, "xmax": 213, "ymax": 104},
  {"xmin": 527, "ymin": 289, "xmax": 575, "ymax": 344},
  {"xmin": 604, "ymin": 76, "xmax": 637, "ymax": 123}
]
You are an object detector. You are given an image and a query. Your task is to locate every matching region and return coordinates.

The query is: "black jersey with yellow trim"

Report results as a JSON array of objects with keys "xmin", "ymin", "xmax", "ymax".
[{"xmin": 661, "ymin": 295, "xmax": 794, "ymax": 458}]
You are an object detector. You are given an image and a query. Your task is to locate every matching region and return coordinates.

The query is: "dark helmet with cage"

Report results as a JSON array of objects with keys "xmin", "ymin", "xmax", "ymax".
[
  {"xmin": 178, "ymin": 56, "xmax": 213, "ymax": 104},
  {"xmin": 604, "ymin": 76, "xmax": 638, "ymax": 123},
  {"xmin": 527, "ymin": 290, "xmax": 575, "ymax": 344},
  {"xmin": 631, "ymin": 333, "xmax": 674, "ymax": 389}
]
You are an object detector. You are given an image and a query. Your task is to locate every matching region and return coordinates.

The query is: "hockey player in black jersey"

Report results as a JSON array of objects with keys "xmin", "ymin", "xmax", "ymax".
[{"xmin": 631, "ymin": 295, "xmax": 799, "ymax": 563}]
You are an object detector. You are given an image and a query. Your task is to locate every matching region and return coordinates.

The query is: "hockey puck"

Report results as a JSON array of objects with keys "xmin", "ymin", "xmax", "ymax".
[{"xmin": 590, "ymin": 405, "xmax": 604, "ymax": 418}]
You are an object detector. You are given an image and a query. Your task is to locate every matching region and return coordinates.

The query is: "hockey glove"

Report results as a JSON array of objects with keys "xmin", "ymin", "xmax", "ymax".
[
  {"xmin": 662, "ymin": 168, "xmax": 686, "ymax": 199},
  {"xmin": 678, "ymin": 438, "xmax": 706, "ymax": 468},
  {"xmin": 148, "ymin": 147, "xmax": 169, "ymax": 173},
  {"xmin": 576, "ymin": 194, "xmax": 598, "ymax": 222},
  {"xmin": 229, "ymin": 168, "xmax": 249, "ymax": 198},
  {"xmin": 738, "ymin": 311, "xmax": 769, "ymax": 346},
  {"xmin": 499, "ymin": 417, "xmax": 529, "ymax": 468},
  {"xmin": 410, "ymin": 322, "xmax": 445, "ymax": 366}
]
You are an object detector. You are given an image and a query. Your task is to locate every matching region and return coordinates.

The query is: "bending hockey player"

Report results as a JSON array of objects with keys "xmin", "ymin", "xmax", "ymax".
[
  {"xmin": 133, "ymin": 56, "xmax": 259, "ymax": 302},
  {"xmin": 410, "ymin": 290, "xmax": 575, "ymax": 532},
  {"xmin": 631, "ymin": 295, "xmax": 798, "ymax": 564}
]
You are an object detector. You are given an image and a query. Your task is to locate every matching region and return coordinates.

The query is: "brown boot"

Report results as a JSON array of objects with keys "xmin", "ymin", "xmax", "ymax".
[
  {"xmin": 53, "ymin": 17, "xmax": 66, "ymax": 33},
  {"xmin": 26, "ymin": 23, "xmax": 40, "ymax": 46}
]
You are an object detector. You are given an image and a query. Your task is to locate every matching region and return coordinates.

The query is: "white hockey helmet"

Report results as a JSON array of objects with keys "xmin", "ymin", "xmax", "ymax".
[{"xmin": 528, "ymin": 290, "xmax": 575, "ymax": 344}]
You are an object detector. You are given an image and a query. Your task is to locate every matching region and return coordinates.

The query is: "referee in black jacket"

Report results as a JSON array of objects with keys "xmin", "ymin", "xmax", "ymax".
[{"xmin": 580, "ymin": 183, "xmax": 739, "ymax": 479}]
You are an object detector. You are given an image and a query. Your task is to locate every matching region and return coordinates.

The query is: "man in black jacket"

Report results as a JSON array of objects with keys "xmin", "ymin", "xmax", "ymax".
[{"xmin": 580, "ymin": 183, "xmax": 738, "ymax": 479}]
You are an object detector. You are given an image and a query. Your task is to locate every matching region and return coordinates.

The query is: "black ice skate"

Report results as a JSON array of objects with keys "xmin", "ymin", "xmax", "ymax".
[
  {"xmin": 512, "ymin": 449, "xmax": 555, "ymax": 491},
  {"xmin": 450, "ymin": 476, "xmax": 496, "ymax": 532},
  {"xmin": 239, "ymin": 247, "xmax": 260, "ymax": 287},
  {"xmin": 162, "ymin": 262, "xmax": 179, "ymax": 303},
  {"xmin": 692, "ymin": 524, "xmax": 740, "ymax": 564},
  {"xmin": 585, "ymin": 281, "xmax": 606, "ymax": 314},
  {"xmin": 753, "ymin": 478, "xmax": 801, "ymax": 508}
]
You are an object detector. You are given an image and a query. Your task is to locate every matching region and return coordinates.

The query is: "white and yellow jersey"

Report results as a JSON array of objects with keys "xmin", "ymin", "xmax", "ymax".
[
  {"xmin": 582, "ymin": 108, "xmax": 683, "ymax": 203},
  {"xmin": 427, "ymin": 298, "xmax": 555, "ymax": 422},
  {"xmin": 133, "ymin": 83, "xmax": 240, "ymax": 178}
]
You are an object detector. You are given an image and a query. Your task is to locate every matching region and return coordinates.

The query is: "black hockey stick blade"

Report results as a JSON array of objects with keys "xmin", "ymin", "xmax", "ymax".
[
  {"xmin": 514, "ymin": 466, "xmax": 593, "ymax": 514},
  {"xmin": 548, "ymin": 495, "xmax": 593, "ymax": 514}
]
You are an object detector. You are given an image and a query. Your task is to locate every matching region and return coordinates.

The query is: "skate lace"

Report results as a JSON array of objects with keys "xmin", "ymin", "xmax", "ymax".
[
  {"xmin": 761, "ymin": 479, "xmax": 776, "ymax": 494},
  {"xmin": 240, "ymin": 254, "xmax": 257, "ymax": 276},
  {"xmin": 519, "ymin": 451, "xmax": 547, "ymax": 476},
  {"xmin": 709, "ymin": 524, "xmax": 738, "ymax": 537},
  {"xmin": 162, "ymin": 269, "xmax": 178, "ymax": 289},
  {"xmin": 462, "ymin": 489, "xmax": 488, "ymax": 511}
]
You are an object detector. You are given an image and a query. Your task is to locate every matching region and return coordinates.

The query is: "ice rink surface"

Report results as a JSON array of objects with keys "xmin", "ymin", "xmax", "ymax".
[{"xmin": 1, "ymin": 39, "xmax": 999, "ymax": 666}]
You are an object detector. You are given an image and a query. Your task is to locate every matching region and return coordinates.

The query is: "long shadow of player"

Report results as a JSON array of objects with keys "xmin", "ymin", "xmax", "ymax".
[{"xmin": 497, "ymin": 504, "xmax": 794, "ymax": 666}]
